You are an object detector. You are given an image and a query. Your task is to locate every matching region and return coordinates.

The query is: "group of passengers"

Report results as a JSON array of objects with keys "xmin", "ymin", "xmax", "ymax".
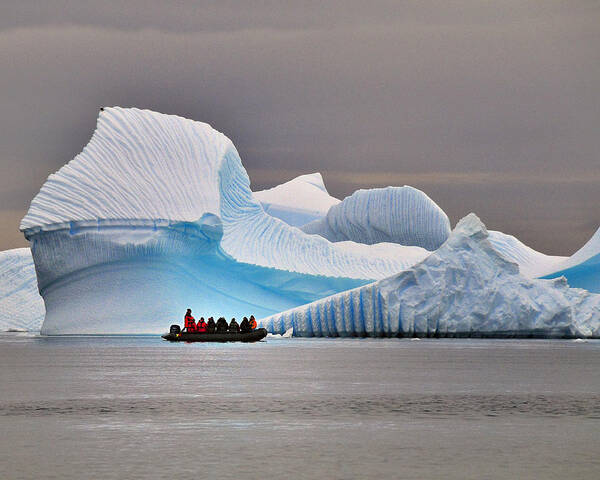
[{"xmin": 184, "ymin": 309, "xmax": 257, "ymax": 334}]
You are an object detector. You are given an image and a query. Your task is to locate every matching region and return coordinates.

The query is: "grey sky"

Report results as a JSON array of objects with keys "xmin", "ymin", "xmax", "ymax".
[{"xmin": 0, "ymin": 1, "xmax": 599, "ymax": 254}]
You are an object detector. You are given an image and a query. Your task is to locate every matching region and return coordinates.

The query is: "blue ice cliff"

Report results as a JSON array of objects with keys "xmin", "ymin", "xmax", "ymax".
[
  {"xmin": 260, "ymin": 214, "xmax": 600, "ymax": 338},
  {"xmin": 19, "ymin": 107, "xmax": 432, "ymax": 334}
]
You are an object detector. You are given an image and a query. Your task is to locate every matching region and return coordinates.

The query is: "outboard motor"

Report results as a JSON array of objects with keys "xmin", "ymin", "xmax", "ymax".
[{"xmin": 170, "ymin": 324, "xmax": 181, "ymax": 335}]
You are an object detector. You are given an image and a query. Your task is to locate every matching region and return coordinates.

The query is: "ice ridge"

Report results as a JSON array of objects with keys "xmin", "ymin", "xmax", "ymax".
[
  {"xmin": 301, "ymin": 186, "xmax": 451, "ymax": 251},
  {"xmin": 487, "ymin": 230, "xmax": 566, "ymax": 278}
]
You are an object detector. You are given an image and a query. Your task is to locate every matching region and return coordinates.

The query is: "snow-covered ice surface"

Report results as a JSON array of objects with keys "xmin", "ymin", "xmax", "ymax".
[
  {"xmin": 253, "ymin": 173, "xmax": 340, "ymax": 226},
  {"xmin": 0, "ymin": 248, "xmax": 44, "ymax": 332},
  {"xmin": 487, "ymin": 230, "xmax": 566, "ymax": 278},
  {"xmin": 301, "ymin": 186, "xmax": 450, "ymax": 251},
  {"xmin": 260, "ymin": 214, "xmax": 600, "ymax": 338},
  {"xmin": 540, "ymin": 226, "xmax": 600, "ymax": 293},
  {"xmin": 21, "ymin": 108, "xmax": 430, "ymax": 334}
]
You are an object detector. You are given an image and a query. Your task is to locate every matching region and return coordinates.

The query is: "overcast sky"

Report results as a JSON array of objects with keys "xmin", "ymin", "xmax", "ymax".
[{"xmin": 1, "ymin": 1, "xmax": 599, "ymax": 254}]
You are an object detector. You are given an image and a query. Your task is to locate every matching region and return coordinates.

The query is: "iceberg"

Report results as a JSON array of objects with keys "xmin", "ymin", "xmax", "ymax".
[
  {"xmin": 17, "ymin": 106, "xmax": 599, "ymax": 336},
  {"xmin": 260, "ymin": 214, "xmax": 600, "ymax": 338},
  {"xmin": 253, "ymin": 173, "xmax": 340, "ymax": 226},
  {"xmin": 21, "ymin": 107, "xmax": 430, "ymax": 334},
  {"xmin": 301, "ymin": 186, "xmax": 451, "ymax": 251},
  {"xmin": 0, "ymin": 248, "xmax": 45, "ymax": 332}
]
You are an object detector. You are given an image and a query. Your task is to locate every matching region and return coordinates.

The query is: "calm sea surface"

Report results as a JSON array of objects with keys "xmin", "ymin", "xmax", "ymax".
[{"xmin": 0, "ymin": 335, "xmax": 599, "ymax": 480}]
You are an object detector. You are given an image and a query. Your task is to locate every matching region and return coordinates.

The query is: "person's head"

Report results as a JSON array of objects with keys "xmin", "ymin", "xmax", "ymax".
[
  {"xmin": 209, "ymin": 317, "xmax": 213, "ymax": 321},
  {"xmin": 231, "ymin": 318, "xmax": 236, "ymax": 322},
  {"xmin": 250, "ymin": 315, "xmax": 255, "ymax": 321},
  {"xmin": 186, "ymin": 309, "xmax": 191, "ymax": 314},
  {"xmin": 200, "ymin": 317, "xmax": 204, "ymax": 321},
  {"xmin": 243, "ymin": 317, "xmax": 248, "ymax": 321}
]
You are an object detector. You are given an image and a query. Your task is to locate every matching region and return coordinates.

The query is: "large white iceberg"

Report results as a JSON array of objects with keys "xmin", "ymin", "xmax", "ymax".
[
  {"xmin": 21, "ymin": 107, "xmax": 430, "ymax": 334},
  {"xmin": 301, "ymin": 186, "xmax": 451, "ymax": 250},
  {"xmin": 260, "ymin": 214, "xmax": 600, "ymax": 338},
  {"xmin": 0, "ymin": 248, "xmax": 45, "ymax": 332}
]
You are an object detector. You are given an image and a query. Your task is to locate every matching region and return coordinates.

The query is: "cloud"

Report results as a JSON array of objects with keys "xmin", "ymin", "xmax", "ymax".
[
  {"xmin": 3, "ymin": 1, "xmax": 594, "ymax": 34},
  {"xmin": 0, "ymin": 2, "xmax": 599, "ymax": 254}
]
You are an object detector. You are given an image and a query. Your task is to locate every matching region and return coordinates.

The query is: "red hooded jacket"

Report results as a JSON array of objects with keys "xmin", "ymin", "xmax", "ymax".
[
  {"xmin": 185, "ymin": 314, "xmax": 196, "ymax": 332},
  {"xmin": 196, "ymin": 319, "xmax": 208, "ymax": 333}
]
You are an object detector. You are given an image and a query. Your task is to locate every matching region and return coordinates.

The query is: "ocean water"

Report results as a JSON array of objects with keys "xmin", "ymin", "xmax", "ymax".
[{"xmin": 0, "ymin": 335, "xmax": 598, "ymax": 480}]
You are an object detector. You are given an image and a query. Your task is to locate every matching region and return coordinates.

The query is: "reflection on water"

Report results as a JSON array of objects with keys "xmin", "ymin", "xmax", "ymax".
[{"xmin": 1, "ymin": 336, "xmax": 599, "ymax": 480}]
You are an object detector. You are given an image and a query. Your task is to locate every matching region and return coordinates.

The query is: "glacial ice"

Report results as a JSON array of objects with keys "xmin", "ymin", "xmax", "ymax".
[
  {"xmin": 259, "ymin": 174, "xmax": 566, "ymax": 276},
  {"xmin": 14, "ymin": 106, "xmax": 600, "ymax": 336},
  {"xmin": 301, "ymin": 186, "xmax": 451, "ymax": 251},
  {"xmin": 260, "ymin": 214, "xmax": 600, "ymax": 338},
  {"xmin": 487, "ymin": 230, "xmax": 566, "ymax": 278},
  {"xmin": 253, "ymin": 173, "xmax": 340, "ymax": 226},
  {"xmin": 0, "ymin": 248, "xmax": 45, "ymax": 332},
  {"xmin": 21, "ymin": 107, "xmax": 430, "ymax": 334},
  {"xmin": 541, "ymin": 226, "xmax": 600, "ymax": 293}
]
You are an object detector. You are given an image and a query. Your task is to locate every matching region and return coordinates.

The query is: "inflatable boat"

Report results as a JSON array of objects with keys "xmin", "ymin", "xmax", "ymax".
[{"xmin": 162, "ymin": 326, "xmax": 268, "ymax": 343}]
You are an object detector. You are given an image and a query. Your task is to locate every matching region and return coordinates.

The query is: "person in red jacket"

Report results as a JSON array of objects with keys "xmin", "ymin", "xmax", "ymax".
[
  {"xmin": 184, "ymin": 309, "xmax": 196, "ymax": 332},
  {"xmin": 196, "ymin": 317, "xmax": 208, "ymax": 333}
]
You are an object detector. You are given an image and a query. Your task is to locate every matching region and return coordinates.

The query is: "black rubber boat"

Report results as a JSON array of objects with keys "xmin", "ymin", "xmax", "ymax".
[{"xmin": 162, "ymin": 328, "xmax": 268, "ymax": 343}]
